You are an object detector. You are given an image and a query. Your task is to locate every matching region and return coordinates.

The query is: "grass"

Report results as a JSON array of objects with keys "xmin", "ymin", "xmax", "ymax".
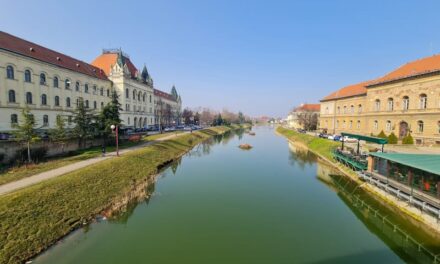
[
  {"xmin": 276, "ymin": 126, "xmax": 339, "ymax": 161},
  {"xmin": 0, "ymin": 131, "xmax": 186, "ymax": 186},
  {"xmin": 0, "ymin": 126, "xmax": 234, "ymax": 264}
]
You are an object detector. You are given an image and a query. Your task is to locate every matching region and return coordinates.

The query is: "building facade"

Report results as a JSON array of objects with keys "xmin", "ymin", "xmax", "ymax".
[
  {"xmin": 319, "ymin": 54, "xmax": 440, "ymax": 145},
  {"xmin": 0, "ymin": 31, "xmax": 183, "ymax": 131},
  {"xmin": 0, "ymin": 31, "xmax": 112, "ymax": 131},
  {"xmin": 287, "ymin": 103, "xmax": 320, "ymax": 130}
]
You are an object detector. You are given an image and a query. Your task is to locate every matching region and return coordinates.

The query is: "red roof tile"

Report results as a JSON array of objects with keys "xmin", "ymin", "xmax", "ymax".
[
  {"xmin": 154, "ymin": 89, "xmax": 176, "ymax": 102},
  {"xmin": 91, "ymin": 52, "xmax": 138, "ymax": 78},
  {"xmin": 320, "ymin": 80, "xmax": 372, "ymax": 101},
  {"xmin": 294, "ymin": 103, "xmax": 320, "ymax": 112},
  {"xmin": 0, "ymin": 31, "xmax": 108, "ymax": 80},
  {"xmin": 369, "ymin": 54, "xmax": 440, "ymax": 86}
]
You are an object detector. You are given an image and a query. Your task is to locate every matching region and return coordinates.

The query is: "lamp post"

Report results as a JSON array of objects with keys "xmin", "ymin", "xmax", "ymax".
[{"xmin": 111, "ymin": 124, "xmax": 119, "ymax": 157}]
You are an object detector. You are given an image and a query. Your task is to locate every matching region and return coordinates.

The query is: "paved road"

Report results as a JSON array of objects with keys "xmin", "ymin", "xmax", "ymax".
[{"xmin": 0, "ymin": 133, "xmax": 186, "ymax": 196}]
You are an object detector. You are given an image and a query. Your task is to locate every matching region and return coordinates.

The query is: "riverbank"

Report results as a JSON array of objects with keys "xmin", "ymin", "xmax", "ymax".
[
  {"xmin": 276, "ymin": 126, "xmax": 440, "ymax": 235},
  {"xmin": 0, "ymin": 126, "xmax": 242, "ymax": 264}
]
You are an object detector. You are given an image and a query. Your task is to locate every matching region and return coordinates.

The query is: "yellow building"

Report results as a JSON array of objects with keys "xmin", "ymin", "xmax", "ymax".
[{"xmin": 320, "ymin": 54, "xmax": 440, "ymax": 145}]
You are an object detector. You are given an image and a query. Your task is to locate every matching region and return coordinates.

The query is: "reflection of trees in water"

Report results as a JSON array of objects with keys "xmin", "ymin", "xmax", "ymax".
[
  {"xmin": 288, "ymin": 142, "xmax": 317, "ymax": 169},
  {"xmin": 187, "ymin": 130, "xmax": 237, "ymax": 157},
  {"xmin": 235, "ymin": 129, "xmax": 244, "ymax": 140},
  {"xmin": 171, "ymin": 157, "xmax": 182, "ymax": 175}
]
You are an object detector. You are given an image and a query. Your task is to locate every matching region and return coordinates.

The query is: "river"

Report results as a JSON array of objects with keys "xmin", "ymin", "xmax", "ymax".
[{"xmin": 33, "ymin": 126, "xmax": 440, "ymax": 264}]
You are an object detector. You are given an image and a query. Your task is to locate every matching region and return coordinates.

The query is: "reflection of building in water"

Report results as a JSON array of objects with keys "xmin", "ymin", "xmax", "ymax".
[
  {"xmin": 288, "ymin": 142, "xmax": 317, "ymax": 169},
  {"xmin": 316, "ymin": 160, "xmax": 338, "ymax": 184}
]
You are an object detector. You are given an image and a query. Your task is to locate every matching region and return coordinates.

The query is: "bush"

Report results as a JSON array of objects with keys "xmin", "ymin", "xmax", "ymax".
[
  {"xmin": 387, "ymin": 132, "xmax": 398, "ymax": 144},
  {"xmin": 377, "ymin": 130, "xmax": 387, "ymax": 139},
  {"xmin": 13, "ymin": 147, "xmax": 48, "ymax": 164},
  {"xmin": 402, "ymin": 133, "xmax": 414, "ymax": 144}
]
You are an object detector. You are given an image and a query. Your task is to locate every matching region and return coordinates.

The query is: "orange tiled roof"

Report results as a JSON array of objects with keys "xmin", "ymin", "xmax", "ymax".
[
  {"xmin": 320, "ymin": 80, "xmax": 372, "ymax": 102},
  {"xmin": 0, "ymin": 31, "xmax": 108, "ymax": 80},
  {"xmin": 368, "ymin": 54, "xmax": 440, "ymax": 86},
  {"xmin": 91, "ymin": 52, "xmax": 138, "ymax": 78},
  {"xmin": 154, "ymin": 89, "xmax": 176, "ymax": 102},
  {"xmin": 294, "ymin": 103, "xmax": 320, "ymax": 112}
]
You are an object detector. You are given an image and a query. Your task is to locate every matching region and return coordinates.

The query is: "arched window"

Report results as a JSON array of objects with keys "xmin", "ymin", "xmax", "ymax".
[
  {"xmin": 85, "ymin": 100, "xmax": 89, "ymax": 108},
  {"xmin": 43, "ymin": 115, "xmax": 49, "ymax": 126},
  {"xmin": 54, "ymin": 96, "xmax": 60, "ymax": 106},
  {"xmin": 65, "ymin": 79, "xmax": 71, "ymax": 89},
  {"xmin": 26, "ymin": 92, "xmax": 33, "ymax": 104},
  {"xmin": 373, "ymin": 120, "xmax": 378, "ymax": 130},
  {"xmin": 343, "ymin": 106, "xmax": 347, "ymax": 114},
  {"xmin": 100, "ymin": 87, "xmax": 104, "ymax": 96},
  {"xmin": 350, "ymin": 105, "xmax": 354, "ymax": 113},
  {"xmin": 403, "ymin": 96, "xmax": 409, "ymax": 110},
  {"xmin": 84, "ymin": 84, "xmax": 89, "ymax": 93},
  {"xmin": 66, "ymin": 97, "xmax": 71, "ymax": 107},
  {"xmin": 419, "ymin": 94, "xmax": 427, "ymax": 109},
  {"xmin": 93, "ymin": 101, "xmax": 97, "ymax": 109},
  {"xmin": 93, "ymin": 85, "xmax": 97, "ymax": 93},
  {"xmin": 8, "ymin": 90, "xmax": 15, "ymax": 103},
  {"xmin": 75, "ymin": 81, "xmax": 80, "ymax": 91},
  {"xmin": 133, "ymin": 90, "xmax": 136, "ymax": 100},
  {"xmin": 107, "ymin": 89, "xmax": 110, "ymax": 97},
  {"xmin": 325, "ymin": 107, "xmax": 329, "ymax": 114},
  {"xmin": 357, "ymin": 120, "xmax": 360, "ymax": 129},
  {"xmin": 349, "ymin": 120, "xmax": 353, "ymax": 129},
  {"xmin": 134, "ymin": 117, "xmax": 137, "ymax": 128},
  {"xmin": 24, "ymin": 70, "xmax": 32, "ymax": 82},
  {"xmin": 358, "ymin": 104, "xmax": 362, "ymax": 113},
  {"xmin": 143, "ymin": 93, "xmax": 146, "ymax": 102},
  {"xmin": 101, "ymin": 102, "xmax": 104, "ymax": 109},
  {"xmin": 6, "ymin": 65, "xmax": 14, "ymax": 79},
  {"xmin": 418, "ymin": 120, "xmax": 424, "ymax": 133},
  {"xmin": 386, "ymin": 120, "xmax": 391, "ymax": 131},
  {"xmin": 342, "ymin": 120, "xmax": 346, "ymax": 128},
  {"xmin": 41, "ymin": 94, "xmax": 47, "ymax": 105},
  {"xmin": 53, "ymin": 77, "xmax": 59, "ymax": 88},
  {"xmin": 128, "ymin": 117, "xmax": 130, "ymax": 125},
  {"xmin": 40, "ymin": 73, "xmax": 46, "ymax": 85},
  {"xmin": 126, "ymin": 88, "xmax": 129, "ymax": 98},
  {"xmin": 138, "ymin": 91, "xmax": 141, "ymax": 101},
  {"xmin": 374, "ymin": 99, "xmax": 381, "ymax": 111},
  {"xmin": 387, "ymin": 98, "xmax": 393, "ymax": 111},
  {"xmin": 335, "ymin": 120, "xmax": 339, "ymax": 128},
  {"xmin": 337, "ymin": 107, "xmax": 340, "ymax": 114},
  {"xmin": 149, "ymin": 95, "xmax": 152, "ymax": 103},
  {"xmin": 10, "ymin": 114, "xmax": 18, "ymax": 124}
]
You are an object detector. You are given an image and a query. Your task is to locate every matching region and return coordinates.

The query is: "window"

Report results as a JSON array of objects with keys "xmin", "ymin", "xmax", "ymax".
[
  {"xmin": 65, "ymin": 79, "xmax": 71, "ymax": 89},
  {"xmin": 100, "ymin": 87, "xmax": 104, "ymax": 96},
  {"xmin": 373, "ymin": 120, "xmax": 378, "ymax": 130},
  {"xmin": 138, "ymin": 92, "xmax": 141, "ymax": 101},
  {"xmin": 418, "ymin": 120, "xmax": 424, "ymax": 133},
  {"xmin": 126, "ymin": 88, "xmax": 129, "ymax": 98},
  {"xmin": 101, "ymin": 102, "xmax": 104, "ymax": 109},
  {"xmin": 85, "ymin": 84, "xmax": 89, "ymax": 93},
  {"xmin": 357, "ymin": 120, "xmax": 360, "ymax": 129},
  {"xmin": 107, "ymin": 89, "xmax": 110, "ymax": 97},
  {"xmin": 419, "ymin": 94, "xmax": 427, "ymax": 109},
  {"xmin": 55, "ymin": 96, "xmax": 60, "ymax": 106},
  {"xmin": 350, "ymin": 105, "xmax": 354, "ymax": 114},
  {"xmin": 85, "ymin": 100, "xmax": 89, "ymax": 108},
  {"xmin": 8, "ymin": 90, "xmax": 15, "ymax": 103},
  {"xmin": 325, "ymin": 107, "xmax": 329, "ymax": 114},
  {"xmin": 66, "ymin": 97, "xmax": 71, "ymax": 107},
  {"xmin": 358, "ymin": 104, "xmax": 362, "ymax": 113},
  {"xmin": 93, "ymin": 85, "xmax": 97, "ymax": 93},
  {"xmin": 41, "ymin": 94, "xmax": 47, "ymax": 105},
  {"xmin": 386, "ymin": 120, "xmax": 391, "ymax": 132},
  {"xmin": 149, "ymin": 95, "xmax": 152, "ymax": 103},
  {"xmin": 374, "ymin": 99, "xmax": 381, "ymax": 111},
  {"xmin": 26, "ymin": 92, "xmax": 33, "ymax": 104},
  {"xmin": 349, "ymin": 120, "xmax": 352, "ymax": 129},
  {"xmin": 336, "ymin": 120, "xmax": 339, "ymax": 128},
  {"xmin": 343, "ymin": 106, "xmax": 347, "ymax": 114},
  {"xmin": 93, "ymin": 101, "xmax": 97, "ymax": 109},
  {"xmin": 40, "ymin": 73, "xmax": 46, "ymax": 85},
  {"xmin": 337, "ymin": 107, "xmax": 340, "ymax": 114},
  {"xmin": 128, "ymin": 117, "xmax": 130, "ymax": 125},
  {"xmin": 24, "ymin": 70, "xmax": 32, "ymax": 82},
  {"xmin": 6, "ymin": 65, "xmax": 14, "ymax": 79},
  {"xmin": 402, "ymin": 96, "xmax": 409, "ymax": 110},
  {"xmin": 43, "ymin": 115, "xmax": 49, "ymax": 126},
  {"xmin": 53, "ymin": 77, "xmax": 59, "ymax": 88},
  {"xmin": 75, "ymin": 81, "xmax": 80, "ymax": 91},
  {"xmin": 143, "ymin": 93, "xmax": 146, "ymax": 102},
  {"xmin": 342, "ymin": 120, "xmax": 346, "ymax": 128},
  {"xmin": 387, "ymin": 98, "xmax": 393, "ymax": 111},
  {"xmin": 438, "ymin": 121, "xmax": 440, "ymax": 134},
  {"xmin": 133, "ymin": 90, "xmax": 136, "ymax": 100},
  {"xmin": 11, "ymin": 114, "xmax": 18, "ymax": 124}
]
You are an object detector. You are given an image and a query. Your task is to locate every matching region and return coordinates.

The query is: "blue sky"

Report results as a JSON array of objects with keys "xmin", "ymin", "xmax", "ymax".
[{"xmin": 1, "ymin": 0, "xmax": 440, "ymax": 117}]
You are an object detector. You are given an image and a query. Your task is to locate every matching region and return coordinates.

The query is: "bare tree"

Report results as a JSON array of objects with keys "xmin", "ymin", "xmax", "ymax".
[{"xmin": 297, "ymin": 111, "xmax": 318, "ymax": 131}]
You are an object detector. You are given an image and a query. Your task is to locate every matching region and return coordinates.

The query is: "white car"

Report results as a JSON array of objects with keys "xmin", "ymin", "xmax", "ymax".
[{"xmin": 340, "ymin": 136, "xmax": 358, "ymax": 143}]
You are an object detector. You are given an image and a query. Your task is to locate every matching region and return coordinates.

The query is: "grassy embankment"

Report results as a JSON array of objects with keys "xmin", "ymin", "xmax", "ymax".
[
  {"xmin": 0, "ymin": 131, "xmax": 185, "ymax": 185},
  {"xmin": 0, "ymin": 126, "xmax": 233, "ymax": 264}
]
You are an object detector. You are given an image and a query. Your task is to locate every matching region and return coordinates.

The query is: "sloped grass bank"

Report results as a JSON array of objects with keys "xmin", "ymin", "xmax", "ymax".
[
  {"xmin": 0, "ymin": 126, "xmax": 232, "ymax": 264},
  {"xmin": 276, "ymin": 126, "xmax": 338, "ymax": 161}
]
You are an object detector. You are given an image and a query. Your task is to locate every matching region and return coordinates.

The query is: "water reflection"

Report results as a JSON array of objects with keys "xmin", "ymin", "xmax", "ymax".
[{"xmin": 288, "ymin": 142, "xmax": 317, "ymax": 169}]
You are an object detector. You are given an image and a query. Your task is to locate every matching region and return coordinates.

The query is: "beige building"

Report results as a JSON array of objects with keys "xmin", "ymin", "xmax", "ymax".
[
  {"xmin": 287, "ymin": 103, "xmax": 320, "ymax": 130},
  {"xmin": 0, "ymin": 31, "xmax": 112, "ymax": 131},
  {"xmin": 320, "ymin": 54, "xmax": 440, "ymax": 145},
  {"xmin": 154, "ymin": 86, "xmax": 182, "ymax": 127}
]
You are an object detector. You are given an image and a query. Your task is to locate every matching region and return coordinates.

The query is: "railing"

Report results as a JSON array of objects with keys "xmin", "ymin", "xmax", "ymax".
[{"xmin": 332, "ymin": 150, "xmax": 367, "ymax": 171}]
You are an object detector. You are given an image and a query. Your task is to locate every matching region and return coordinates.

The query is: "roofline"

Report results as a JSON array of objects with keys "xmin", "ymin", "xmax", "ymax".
[
  {"xmin": 367, "ymin": 70, "xmax": 440, "ymax": 88},
  {"xmin": 0, "ymin": 47, "xmax": 109, "ymax": 82},
  {"xmin": 319, "ymin": 93, "xmax": 367, "ymax": 102}
]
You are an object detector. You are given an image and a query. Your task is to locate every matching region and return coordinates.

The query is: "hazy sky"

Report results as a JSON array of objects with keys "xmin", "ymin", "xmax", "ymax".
[{"xmin": 1, "ymin": 0, "xmax": 440, "ymax": 117}]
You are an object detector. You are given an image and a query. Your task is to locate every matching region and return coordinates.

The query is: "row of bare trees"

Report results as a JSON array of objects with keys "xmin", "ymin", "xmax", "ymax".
[{"xmin": 181, "ymin": 107, "xmax": 251, "ymax": 126}]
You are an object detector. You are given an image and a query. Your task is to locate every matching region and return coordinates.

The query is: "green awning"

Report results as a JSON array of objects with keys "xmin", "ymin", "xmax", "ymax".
[
  {"xmin": 369, "ymin": 153, "xmax": 440, "ymax": 175},
  {"xmin": 341, "ymin": 132, "xmax": 388, "ymax": 144}
]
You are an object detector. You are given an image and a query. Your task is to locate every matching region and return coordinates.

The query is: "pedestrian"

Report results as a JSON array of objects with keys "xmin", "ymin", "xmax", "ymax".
[{"xmin": 101, "ymin": 145, "xmax": 106, "ymax": 157}]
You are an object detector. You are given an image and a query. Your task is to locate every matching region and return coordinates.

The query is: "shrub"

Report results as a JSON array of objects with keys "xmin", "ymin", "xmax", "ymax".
[
  {"xmin": 387, "ymin": 132, "xmax": 398, "ymax": 144},
  {"xmin": 377, "ymin": 130, "xmax": 387, "ymax": 139},
  {"xmin": 402, "ymin": 133, "xmax": 414, "ymax": 144},
  {"xmin": 13, "ymin": 146, "xmax": 48, "ymax": 164}
]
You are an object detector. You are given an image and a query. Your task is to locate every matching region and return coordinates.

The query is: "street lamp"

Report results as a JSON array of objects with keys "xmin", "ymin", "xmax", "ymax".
[{"xmin": 110, "ymin": 124, "xmax": 119, "ymax": 157}]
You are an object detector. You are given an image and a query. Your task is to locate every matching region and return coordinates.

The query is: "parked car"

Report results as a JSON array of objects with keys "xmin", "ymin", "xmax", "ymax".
[
  {"xmin": 318, "ymin": 133, "xmax": 329, "ymax": 138},
  {"xmin": 327, "ymin": 135, "xmax": 334, "ymax": 140},
  {"xmin": 297, "ymin": 129, "xmax": 306, "ymax": 134},
  {"xmin": 333, "ymin": 135, "xmax": 342, "ymax": 141},
  {"xmin": 341, "ymin": 136, "xmax": 358, "ymax": 143},
  {"xmin": 0, "ymin": 133, "xmax": 11, "ymax": 140}
]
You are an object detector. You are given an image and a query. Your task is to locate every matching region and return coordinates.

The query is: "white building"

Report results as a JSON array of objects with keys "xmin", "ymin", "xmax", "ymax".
[{"xmin": 0, "ymin": 31, "xmax": 112, "ymax": 131}]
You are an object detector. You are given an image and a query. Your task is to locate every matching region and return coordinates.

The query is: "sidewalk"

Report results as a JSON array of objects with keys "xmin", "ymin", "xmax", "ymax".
[{"xmin": 0, "ymin": 132, "xmax": 185, "ymax": 196}]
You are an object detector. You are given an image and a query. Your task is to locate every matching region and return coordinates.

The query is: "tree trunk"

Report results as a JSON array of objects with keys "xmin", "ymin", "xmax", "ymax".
[{"xmin": 27, "ymin": 141, "xmax": 31, "ymax": 164}]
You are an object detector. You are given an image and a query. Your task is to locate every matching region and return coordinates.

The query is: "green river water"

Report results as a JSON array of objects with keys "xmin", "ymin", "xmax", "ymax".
[{"xmin": 33, "ymin": 126, "xmax": 440, "ymax": 264}]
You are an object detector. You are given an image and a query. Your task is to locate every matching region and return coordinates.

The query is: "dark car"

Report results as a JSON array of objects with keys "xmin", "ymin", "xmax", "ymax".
[
  {"xmin": 333, "ymin": 135, "xmax": 342, "ymax": 141},
  {"xmin": 318, "ymin": 133, "xmax": 328, "ymax": 138}
]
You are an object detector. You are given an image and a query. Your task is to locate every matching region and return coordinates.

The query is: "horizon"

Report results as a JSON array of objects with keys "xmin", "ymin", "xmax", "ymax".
[{"xmin": 2, "ymin": 0, "xmax": 440, "ymax": 117}]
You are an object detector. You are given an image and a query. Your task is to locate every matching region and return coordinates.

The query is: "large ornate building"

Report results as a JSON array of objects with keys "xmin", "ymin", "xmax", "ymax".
[
  {"xmin": 0, "ymin": 31, "xmax": 182, "ymax": 131},
  {"xmin": 320, "ymin": 54, "xmax": 440, "ymax": 145}
]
